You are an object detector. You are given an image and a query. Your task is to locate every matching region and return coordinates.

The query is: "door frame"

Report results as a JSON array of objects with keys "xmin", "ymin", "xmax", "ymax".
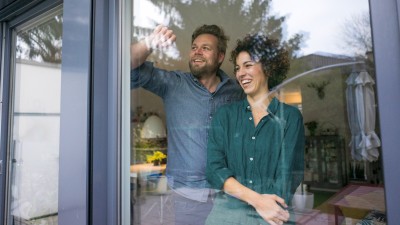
[
  {"xmin": 369, "ymin": 0, "xmax": 400, "ymax": 223},
  {"xmin": 0, "ymin": 0, "xmax": 125, "ymax": 224}
]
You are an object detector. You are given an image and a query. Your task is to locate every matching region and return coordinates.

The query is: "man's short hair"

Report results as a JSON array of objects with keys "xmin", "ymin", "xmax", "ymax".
[{"xmin": 192, "ymin": 24, "xmax": 229, "ymax": 54}]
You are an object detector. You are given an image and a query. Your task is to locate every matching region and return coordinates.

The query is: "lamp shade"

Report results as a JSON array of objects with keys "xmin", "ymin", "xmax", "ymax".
[{"xmin": 140, "ymin": 115, "xmax": 166, "ymax": 139}]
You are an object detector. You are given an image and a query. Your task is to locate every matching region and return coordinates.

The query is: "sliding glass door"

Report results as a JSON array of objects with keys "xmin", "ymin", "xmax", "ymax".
[{"xmin": 128, "ymin": 1, "xmax": 387, "ymax": 224}]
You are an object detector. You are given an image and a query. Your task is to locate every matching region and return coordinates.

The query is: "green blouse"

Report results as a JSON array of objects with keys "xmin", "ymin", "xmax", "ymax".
[{"xmin": 206, "ymin": 97, "xmax": 305, "ymax": 206}]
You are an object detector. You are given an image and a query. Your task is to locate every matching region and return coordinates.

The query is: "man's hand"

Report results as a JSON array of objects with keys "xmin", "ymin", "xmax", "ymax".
[
  {"xmin": 131, "ymin": 25, "xmax": 176, "ymax": 69},
  {"xmin": 144, "ymin": 25, "xmax": 176, "ymax": 51}
]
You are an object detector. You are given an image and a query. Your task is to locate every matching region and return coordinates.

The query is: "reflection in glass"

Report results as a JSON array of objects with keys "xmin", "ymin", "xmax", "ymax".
[
  {"xmin": 7, "ymin": 9, "xmax": 62, "ymax": 225},
  {"xmin": 129, "ymin": 1, "xmax": 386, "ymax": 224}
]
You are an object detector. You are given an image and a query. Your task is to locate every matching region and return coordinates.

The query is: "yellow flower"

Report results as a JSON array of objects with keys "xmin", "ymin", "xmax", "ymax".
[
  {"xmin": 146, "ymin": 151, "xmax": 167, "ymax": 163},
  {"xmin": 146, "ymin": 155, "xmax": 155, "ymax": 163}
]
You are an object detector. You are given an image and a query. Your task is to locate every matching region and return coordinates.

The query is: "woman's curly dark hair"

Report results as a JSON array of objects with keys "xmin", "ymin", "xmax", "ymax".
[{"xmin": 230, "ymin": 34, "xmax": 290, "ymax": 90}]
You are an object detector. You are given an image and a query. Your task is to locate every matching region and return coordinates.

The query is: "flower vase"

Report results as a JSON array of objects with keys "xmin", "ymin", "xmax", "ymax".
[
  {"xmin": 153, "ymin": 160, "xmax": 161, "ymax": 166},
  {"xmin": 292, "ymin": 192, "xmax": 314, "ymax": 211}
]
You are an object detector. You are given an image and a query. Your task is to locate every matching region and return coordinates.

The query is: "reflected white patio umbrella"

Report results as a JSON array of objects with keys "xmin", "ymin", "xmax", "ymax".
[{"xmin": 346, "ymin": 70, "xmax": 381, "ymax": 162}]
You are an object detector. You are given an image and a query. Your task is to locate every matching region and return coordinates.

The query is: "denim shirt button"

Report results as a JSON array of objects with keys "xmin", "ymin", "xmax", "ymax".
[{"xmin": 252, "ymin": 136, "xmax": 255, "ymax": 140}]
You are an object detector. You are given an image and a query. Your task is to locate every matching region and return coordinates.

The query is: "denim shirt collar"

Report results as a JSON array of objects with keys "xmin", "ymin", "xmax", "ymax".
[{"xmin": 189, "ymin": 69, "xmax": 231, "ymax": 91}]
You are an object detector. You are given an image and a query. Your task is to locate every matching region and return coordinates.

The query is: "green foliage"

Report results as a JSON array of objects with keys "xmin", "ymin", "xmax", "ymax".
[{"xmin": 16, "ymin": 14, "xmax": 63, "ymax": 63}]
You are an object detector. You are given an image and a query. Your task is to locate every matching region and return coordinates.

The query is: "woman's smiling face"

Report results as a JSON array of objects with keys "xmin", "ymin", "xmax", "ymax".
[{"xmin": 235, "ymin": 51, "xmax": 269, "ymax": 98}]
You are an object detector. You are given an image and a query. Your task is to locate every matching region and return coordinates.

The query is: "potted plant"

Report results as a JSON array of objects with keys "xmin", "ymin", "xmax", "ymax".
[
  {"xmin": 291, "ymin": 182, "xmax": 314, "ymax": 212},
  {"xmin": 305, "ymin": 121, "xmax": 318, "ymax": 136},
  {"xmin": 146, "ymin": 151, "xmax": 167, "ymax": 166}
]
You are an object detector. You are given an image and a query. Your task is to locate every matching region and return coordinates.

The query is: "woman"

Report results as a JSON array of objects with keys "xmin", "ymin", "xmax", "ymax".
[{"xmin": 206, "ymin": 34, "xmax": 305, "ymax": 225}]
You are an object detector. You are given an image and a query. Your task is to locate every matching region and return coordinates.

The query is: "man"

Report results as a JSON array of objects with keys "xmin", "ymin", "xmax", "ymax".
[{"xmin": 131, "ymin": 24, "xmax": 244, "ymax": 224}]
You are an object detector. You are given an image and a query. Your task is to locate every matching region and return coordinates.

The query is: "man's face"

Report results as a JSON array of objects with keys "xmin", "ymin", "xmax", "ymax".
[{"xmin": 189, "ymin": 34, "xmax": 224, "ymax": 78}]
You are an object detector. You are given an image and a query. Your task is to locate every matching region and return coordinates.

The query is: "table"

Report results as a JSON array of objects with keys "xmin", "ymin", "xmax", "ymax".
[
  {"xmin": 327, "ymin": 184, "xmax": 385, "ymax": 225},
  {"xmin": 130, "ymin": 163, "xmax": 166, "ymax": 174}
]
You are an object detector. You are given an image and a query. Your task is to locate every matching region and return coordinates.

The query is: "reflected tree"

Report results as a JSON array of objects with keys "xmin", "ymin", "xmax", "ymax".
[
  {"xmin": 133, "ymin": 0, "xmax": 303, "ymax": 68},
  {"xmin": 339, "ymin": 12, "xmax": 372, "ymax": 57},
  {"xmin": 16, "ymin": 14, "xmax": 63, "ymax": 64}
]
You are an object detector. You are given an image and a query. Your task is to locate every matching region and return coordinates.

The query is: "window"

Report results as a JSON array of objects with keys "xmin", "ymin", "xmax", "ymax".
[
  {"xmin": 128, "ymin": 1, "xmax": 386, "ymax": 224},
  {"xmin": 5, "ymin": 6, "xmax": 62, "ymax": 225}
]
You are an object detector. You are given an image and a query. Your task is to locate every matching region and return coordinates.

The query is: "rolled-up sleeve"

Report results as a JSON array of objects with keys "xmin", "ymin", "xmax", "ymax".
[
  {"xmin": 131, "ymin": 61, "xmax": 177, "ymax": 98},
  {"xmin": 206, "ymin": 107, "xmax": 235, "ymax": 190},
  {"xmin": 131, "ymin": 61, "xmax": 155, "ymax": 88}
]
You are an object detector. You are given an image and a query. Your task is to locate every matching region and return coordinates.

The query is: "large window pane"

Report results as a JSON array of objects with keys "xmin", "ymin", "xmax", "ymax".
[
  {"xmin": 128, "ymin": 1, "xmax": 385, "ymax": 224},
  {"xmin": 7, "ymin": 7, "xmax": 62, "ymax": 225}
]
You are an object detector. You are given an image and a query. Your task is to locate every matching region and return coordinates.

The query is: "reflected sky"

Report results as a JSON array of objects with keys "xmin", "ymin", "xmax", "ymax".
[{"xmin": 272, "ymin": 0, "xmax": 369, "ymax": 56}]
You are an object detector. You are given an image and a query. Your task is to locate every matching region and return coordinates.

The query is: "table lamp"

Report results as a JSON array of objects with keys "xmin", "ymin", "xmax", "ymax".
[{"xmin": 140, "ymin": 115, "xmax": 166, "ymax": 139}]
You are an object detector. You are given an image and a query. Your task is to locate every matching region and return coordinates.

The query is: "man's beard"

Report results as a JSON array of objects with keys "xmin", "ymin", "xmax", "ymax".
[{"xmin": 189, "ymin": 62, "xmax": 218, "ymax": 78}]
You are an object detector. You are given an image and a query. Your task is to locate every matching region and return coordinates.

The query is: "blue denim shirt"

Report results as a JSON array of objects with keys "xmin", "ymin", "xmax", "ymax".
[{"xmin": 131, "ymin": 62, "xmax": 244, "ymax": 202}]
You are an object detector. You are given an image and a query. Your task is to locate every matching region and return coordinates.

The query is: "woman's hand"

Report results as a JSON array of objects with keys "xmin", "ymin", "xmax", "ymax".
[
  {"xmin": 250, "ymin": 194, "xmax": 289, "ymax": 225},
  {"xmin": 221, "ymin": 178, "xmax": 290, "ymax": 224}
]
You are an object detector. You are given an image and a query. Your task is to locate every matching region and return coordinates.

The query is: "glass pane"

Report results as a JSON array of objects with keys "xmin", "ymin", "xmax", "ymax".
[
  {"xmin": 7, "ymin": 8, "xmax": 63, "ymax": 225},
  {"xmin": 128, "ymin": 1, "xmax": 385, "ymax": 224}
]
